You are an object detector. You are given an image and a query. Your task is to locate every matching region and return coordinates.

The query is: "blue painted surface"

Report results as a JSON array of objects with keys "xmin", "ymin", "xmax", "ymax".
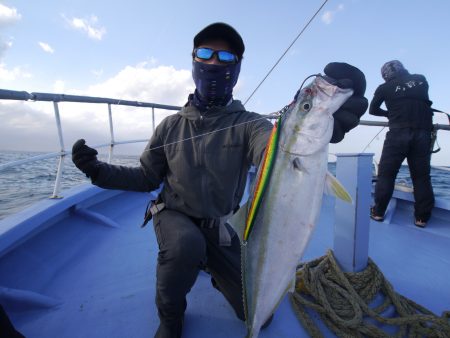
[
  {"xmin": 333, "ymin": 153, "xmax": 373, "ymax": 272},
  {"xmin": 0, "ymin": 179, "xmax": 449, "ymax": 337}
]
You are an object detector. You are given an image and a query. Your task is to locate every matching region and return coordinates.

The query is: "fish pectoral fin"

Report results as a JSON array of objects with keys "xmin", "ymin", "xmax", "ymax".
[
  {"xmin": 293, "ymin": 157, "xmax": 305, "ymax": 172},
  {"xmin": 324, "ymin": 171, "xmax": 352, "ymax": 203},
  {"xmin": 228, "ymin": 201, "xmax": 248, "ymax": 243}
]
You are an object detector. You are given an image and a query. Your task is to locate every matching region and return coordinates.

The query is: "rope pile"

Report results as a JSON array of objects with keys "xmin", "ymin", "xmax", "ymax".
[{"xmin": 290, "ymin": 250, "xmax": 450, "ymax": 337}]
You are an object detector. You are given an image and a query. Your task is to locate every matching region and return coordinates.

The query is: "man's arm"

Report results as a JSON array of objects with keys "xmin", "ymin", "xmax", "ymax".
[
  {"xmin": 369, "ymin": 86, "xmax": 388, "ymax": 117},
  {"xmin": 94, "ymin": 128, "xmax": 167, "ymax": 192},
  {"xmin": 92, "ymin": 162, "xmax": 158, "ymax": 192},
  {"xmin": 72, "ymin": 127, "xmax": 167, "ymax": 192}
]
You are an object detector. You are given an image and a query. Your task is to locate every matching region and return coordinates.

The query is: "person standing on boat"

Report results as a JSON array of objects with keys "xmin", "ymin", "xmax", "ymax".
[
  {"xmin": 369, "ymin": 60, "xmax": 435, "ymax": 227},
  {"xmin": 71, "ymin": 22, "xmax": 368, "ymax": 338}
]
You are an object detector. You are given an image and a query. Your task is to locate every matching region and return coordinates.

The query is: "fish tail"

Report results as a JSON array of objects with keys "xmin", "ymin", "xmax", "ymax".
[{"xmin": 245, "ymin": 328, "xmax": 260, "ymax": 338}]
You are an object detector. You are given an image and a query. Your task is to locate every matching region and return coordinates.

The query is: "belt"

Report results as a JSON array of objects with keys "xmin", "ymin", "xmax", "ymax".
[
  {"xmin": 143, "ymin": 200, "xmax": 233, "ymax": 246},
  {"xmin": 196, "ymin": 212, "xmax": 233, "ymax": 247},
  {"xmin": 141, "ymin": 200, "xmax": 165, "ymax": 228}
]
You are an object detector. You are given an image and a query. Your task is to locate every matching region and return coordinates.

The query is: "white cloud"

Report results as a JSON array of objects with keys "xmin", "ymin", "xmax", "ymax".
[
  {"xmin": 63, "ymin": 14, "xmax": 106, "ymax": 40},
  {"xmin": 0, "ymin": 62, "xmax": 194, "ymax": 154},
  {"xmin": 38, "ymin": 41, "xmax": 54, "ymax": 54},
  {"xmin": 0, "ymin": 62, "xmax": 31, "ymax": 81},
  {"xmin": 0, "ymin": 101, "xmax": 57, "ymax": 151},
  {"xmin": 77, "ymin": 63, "xmax": 194, "ymax": 136},
  {"xmin": 321, "ymin": 11, "xmax": 333, "ymax": 25},
  {"xmin": 0, "ymin": 4, "xmax": 19, "ymax": 60},
  {"xmin": 0, "ymin": 38, "xmax": 12, "ymax": 59},
  {"xmin": 53, "ymin": 80, "xmax": 65, "ymax": 92},
  {"xmin": 0, "ymin": 4, "xmax": 21, "ymax": 26},
  {"xmin": 91, "ymin": 69, "xmax": 103, "ymax": 78},
  {"xmin": 321, "ymin": 4, "xmax": 345, "ymax": 25},
  {"xmin": 0, "ymin": 5, "xmax": 21, "ymax": 80},
  {"xmin": 0, "ymin": 39, "xmax": 31, "ymax": 82},
  {"xmin": 86, "ymin": 63, "xmax": 193, "ymax": 106}
]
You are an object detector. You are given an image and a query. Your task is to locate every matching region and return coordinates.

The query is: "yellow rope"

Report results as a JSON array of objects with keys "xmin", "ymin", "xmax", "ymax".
[{"xmin": 290, "ymin": 250, "xmax": 450, "ymax": 337}]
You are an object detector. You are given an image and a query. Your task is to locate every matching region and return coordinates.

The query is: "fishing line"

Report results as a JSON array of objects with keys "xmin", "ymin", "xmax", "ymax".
[
  {"xmin": 243, "ymin": 0, "xmax": 329, "ymax": 105},
  {"xmin": 139, "ymin": 1, "xmax": 330, "ymax": 154},
  {"xmin": 141, "ymin": 115, "xmax": 273, "ymax": 153},
  {"xmin": 360, "ymin": 109, "xmax": 449, "ymax": 154},
  {"xmin": 141, "ymin": 74, "xmax": 320, "ymax": 154},
  {"xmin": 141, "ymin": 107, "xmax": 281, "ymax": 154},
  {"xmin": 361, "ymin": 127, "xmax": 385, "ymax": 153}
]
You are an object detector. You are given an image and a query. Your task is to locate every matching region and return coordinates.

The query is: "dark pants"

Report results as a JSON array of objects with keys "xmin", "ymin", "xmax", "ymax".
[
  {"xmin": 0, "ymin": 305, "xmax": 25, "ymax": 338},
  {"xmin": 152, "ymin": 209, "xmax": 244, "ymax": 338},
  {"xmin": 373, "ymin": 128, "xmax": 435, "ymax": 221}
]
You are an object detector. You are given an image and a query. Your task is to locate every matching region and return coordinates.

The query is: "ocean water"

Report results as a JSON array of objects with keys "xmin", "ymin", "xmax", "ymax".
[
  {"xmin": 0, "ymin": 151, "xmax": 140, "ymax": 220},
  {"xmin": 0, "ymin": 151, "xmax": 449, "ymax": 220}
]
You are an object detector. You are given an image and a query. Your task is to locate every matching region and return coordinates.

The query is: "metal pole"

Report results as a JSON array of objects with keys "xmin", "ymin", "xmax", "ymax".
[
  {"xmin": 152, "ymin": 107, "xmax": 155, "ymax": 132},
  {"xmin": 333, "ymin": 153, "xmax": 374, "ymax": 272},
  {"xmin": 108, "ymin": 103, "xmax": 115, "ymax": 163},
  {"xmin": 50, "ymin": 101, "xmax": 65, "ymax": 199}
]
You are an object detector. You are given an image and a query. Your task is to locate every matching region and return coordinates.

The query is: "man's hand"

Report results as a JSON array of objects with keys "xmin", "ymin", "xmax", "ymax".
[
  {"xmin": 72, "ymin": 139, "xmax": 100, "ymax": 179},
  {"xmin": 324, "ymin": 62, "xmax": 368, "ymax": 143}
]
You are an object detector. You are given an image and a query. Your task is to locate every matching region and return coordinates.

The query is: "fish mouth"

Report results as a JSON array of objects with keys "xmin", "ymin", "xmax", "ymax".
[{"xmin": 280, "ymin": 146, "xmax": 303, "ymax": 156}]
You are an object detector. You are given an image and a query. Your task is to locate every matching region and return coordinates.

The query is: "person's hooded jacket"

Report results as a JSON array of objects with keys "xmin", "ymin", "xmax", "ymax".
[
  {"xmin": 369, "ymin": 70, "xmax": 433, "ymax": 130},
  {"xmin": 93, "ymin": 100, "xmax": 272, "ymax": 219}
]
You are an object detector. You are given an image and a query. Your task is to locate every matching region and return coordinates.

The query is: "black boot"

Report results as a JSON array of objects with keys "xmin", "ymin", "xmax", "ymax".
[
  {"xmin": 0, "ymin": 305, "xmax": 25, "ymax": 338},
  {"xmin": 154, "ymin": 318, "xmax": 184, "ymax": 338},
  {"xmin": 154, "ymin": 296, "xmax": 186, "ymax": 338}
]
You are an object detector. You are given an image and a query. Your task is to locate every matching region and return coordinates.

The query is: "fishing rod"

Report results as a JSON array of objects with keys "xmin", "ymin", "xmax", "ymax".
[
  {"xmin": 433, "ymin": 109, "xmax": 450, "ymax": 124},
  {"xmin": 360, "ymin": 108, "xmax": 450, "ymax": 154},
  {"xmin": 360, "ymin": 126, "xmax": 385, "ymax": 154}
]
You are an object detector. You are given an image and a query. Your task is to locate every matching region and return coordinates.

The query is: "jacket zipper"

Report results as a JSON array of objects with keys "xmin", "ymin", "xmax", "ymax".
[{"xmin": 198, "ymin": 115, "xmax": 210, "ymax": 214}]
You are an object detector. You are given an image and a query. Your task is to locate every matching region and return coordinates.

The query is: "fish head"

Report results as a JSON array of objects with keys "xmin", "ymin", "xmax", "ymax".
[{"xmin": 280, "ymin": 76, "xmax": 353, "ymax": 156}]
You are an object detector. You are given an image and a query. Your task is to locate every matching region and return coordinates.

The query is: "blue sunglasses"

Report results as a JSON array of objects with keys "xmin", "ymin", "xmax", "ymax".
[{"xmin": 193, "ymin": 47, "xmax": 238, "ymax": 64}]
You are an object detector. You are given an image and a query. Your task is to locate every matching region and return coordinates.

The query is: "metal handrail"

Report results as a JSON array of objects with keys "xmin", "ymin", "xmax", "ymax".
[
  {"xmin": 0, "ymin": 88, "xmax": 181, "ymax": 198},
  {"xmin": 359, "ymin": 120, "xmax": 450, "ymax": 131},
  {"xmin": 1, "ymin": 88, "xmax": 449, "ymax": 198}
]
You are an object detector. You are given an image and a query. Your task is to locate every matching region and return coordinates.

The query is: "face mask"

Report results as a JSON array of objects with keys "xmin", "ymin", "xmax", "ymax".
[{"xmin": 191, "ymin": 60, "xmax": 241, "ymax": 110}]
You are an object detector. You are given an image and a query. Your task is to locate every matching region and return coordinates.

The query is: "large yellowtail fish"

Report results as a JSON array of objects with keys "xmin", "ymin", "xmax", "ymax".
[{"xmin": 229, "ymin": 75, "xmax": 353, "ymax": 337}]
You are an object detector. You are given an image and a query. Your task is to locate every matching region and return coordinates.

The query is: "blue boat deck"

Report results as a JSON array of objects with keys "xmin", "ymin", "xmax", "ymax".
[{"xmin": 1, "ymin": 185, "xmax": 449, "ymax": 337}]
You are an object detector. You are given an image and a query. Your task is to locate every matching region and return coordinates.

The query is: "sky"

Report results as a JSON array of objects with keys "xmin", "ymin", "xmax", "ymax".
[{"xmin": 1, "ymin": 0, "xmax": 449, "ymax": 166}]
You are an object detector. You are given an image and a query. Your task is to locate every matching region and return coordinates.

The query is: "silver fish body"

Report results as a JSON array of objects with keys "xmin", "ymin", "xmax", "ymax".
[{"xmin": 230, "ymin": 76, "xmax": 353, "ymax": 338}]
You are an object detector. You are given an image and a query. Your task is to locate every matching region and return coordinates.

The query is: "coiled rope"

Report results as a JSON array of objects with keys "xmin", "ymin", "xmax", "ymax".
[{"xmin": 290, "ymin": 250, "xmax": 450, "ymax": 337}]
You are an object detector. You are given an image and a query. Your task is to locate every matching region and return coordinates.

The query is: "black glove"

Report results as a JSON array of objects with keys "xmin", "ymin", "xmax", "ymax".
[
  {"xmin": 72, "ymin": 139, "xmax": 100, "ymax": 179},
  {"xmin": 324, "ymin": 62, "xmax": 368, "ymax": 143}
]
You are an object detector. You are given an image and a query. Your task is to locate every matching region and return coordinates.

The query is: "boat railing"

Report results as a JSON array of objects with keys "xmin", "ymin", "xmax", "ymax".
[
  {"xmin": 0, "ymin": 88, "xmax": 181, "ymax": 198},
  {"xmin": 1, "ymin": 88, "xmax": 449, "ymax": 198}
]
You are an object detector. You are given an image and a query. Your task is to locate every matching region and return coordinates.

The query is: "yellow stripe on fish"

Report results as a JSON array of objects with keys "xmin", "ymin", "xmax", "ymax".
[{"xmin": 243, "ymin": 117, "xmax": 281, "ymax": 241}]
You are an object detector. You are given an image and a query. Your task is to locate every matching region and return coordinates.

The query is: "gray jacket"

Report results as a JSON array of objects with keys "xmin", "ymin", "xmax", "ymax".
[{"xmin": 93, "ymin": 100, "xmax": 273, "ymax": 219}]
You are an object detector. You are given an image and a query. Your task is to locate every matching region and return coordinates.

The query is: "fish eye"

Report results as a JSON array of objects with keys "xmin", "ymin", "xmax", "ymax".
[{"xmin": 301, "ymin": 100, "xmax": 312, "ymax": 111}]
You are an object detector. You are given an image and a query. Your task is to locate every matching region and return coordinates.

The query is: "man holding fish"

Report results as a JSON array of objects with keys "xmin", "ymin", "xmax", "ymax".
[{"xmin": 72, "ymin": 22, "xmax": 368, "ymax": 338}]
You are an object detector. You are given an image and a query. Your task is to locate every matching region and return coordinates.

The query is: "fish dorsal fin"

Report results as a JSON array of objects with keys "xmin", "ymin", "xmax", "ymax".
[
  {"xmin": 324, "ymin": 171, "xmax": 352, "ymax": 203},
  {"xmin": 242, "ymin": 118, "xmax": 281, "ymax": 241}
]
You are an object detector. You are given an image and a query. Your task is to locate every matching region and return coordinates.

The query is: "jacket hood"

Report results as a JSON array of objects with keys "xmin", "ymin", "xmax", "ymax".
[
  {"xmin": 381, "ymin": 60, "xmax": 409, "ymax": 82},
  {"xmin": 178, "ymin": 98, "xmax": 246, "ymax": 120}
]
